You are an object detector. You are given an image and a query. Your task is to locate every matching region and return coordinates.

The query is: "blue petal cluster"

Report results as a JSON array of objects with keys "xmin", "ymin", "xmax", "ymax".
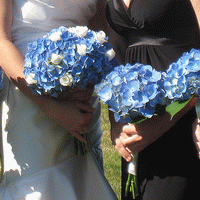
[
  {"xmin": 163, "ymin": 48, "xmax": 200, "ymax": 101},
  {"xmin": 24, "ymin": 26, "xmax": 117, "ymax": 97},
  {"xmin": 96, "ymin": 48, "xmax": 200, "ymax": 124},
  {"xmin": 95, "ymin": 63, "xmax": 163, "ymax": 123}
]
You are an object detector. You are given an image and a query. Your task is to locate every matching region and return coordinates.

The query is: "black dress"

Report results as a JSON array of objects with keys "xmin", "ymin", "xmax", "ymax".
[{"xmin": 106, "ymin": 0, "xmax": 200, "ymax": 199}]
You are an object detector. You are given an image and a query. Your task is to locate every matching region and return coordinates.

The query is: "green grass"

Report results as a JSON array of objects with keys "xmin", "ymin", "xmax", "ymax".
[{"xmin": 101, "ymin": 102, "xmax": 121, "ymax": 200}]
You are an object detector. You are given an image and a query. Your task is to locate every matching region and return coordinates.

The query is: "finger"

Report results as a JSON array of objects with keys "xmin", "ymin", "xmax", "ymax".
[
  {"xmin": 115, "ymin": 138, "xmax": 132, "ymax": 162},
  {"xmin": 122, "ymin": 124, "xmax": 137, "ymax": 135},
  {"xmin": 193, "ymin": 119, "xmax": 200, "ymax": 142},
  {"xmin": 81, "ymin": 112, "xmax": 93, "ymax": 127},
  {"xmin": 195, "ymin": 142, "xmax": 200, "ymax": 152},
  {"xmin": 122, "ymin": 134, "xmax": 143, "ymax": 146},
  {"xmin": 120, "ymin": 132, "xmax": 130, "ymax": 140},
  {"xmin": 81, "ymin": 122, "xmax": 92, "ymax": 133},
  {"xmin": 192, "ymin": 118, "xmax": 198, "ymax": 132},
  {"xmin": 77, "ymin": 103, "xmax": 95, "ymax": 113},
  {"xmin": 121, "ymin": 135, "xmax": 145, "ymax": 153},
  {"xmin": 71, "ymin": 131, "xmax": 87, "ymax": 143}
]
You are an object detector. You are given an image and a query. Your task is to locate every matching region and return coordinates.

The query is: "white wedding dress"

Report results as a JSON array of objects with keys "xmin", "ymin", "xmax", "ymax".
[{"xmin": 0, "ymin": 0, "xmax": 117, "ymax": 199}]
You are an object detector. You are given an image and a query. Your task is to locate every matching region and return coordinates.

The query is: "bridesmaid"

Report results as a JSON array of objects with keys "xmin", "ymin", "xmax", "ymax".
[{"xmin": 106, "ymin": 0, "xmax": 200, "ymax": 199}]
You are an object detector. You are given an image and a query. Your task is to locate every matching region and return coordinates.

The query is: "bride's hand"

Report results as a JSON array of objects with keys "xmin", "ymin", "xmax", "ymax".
[
  {"xmin": 41, "ymin": 97, "xmax": 95, "ymax": 143},
  {"xmin": 58, "ymin": 84, "xmax": 94, "ymax": 102}
]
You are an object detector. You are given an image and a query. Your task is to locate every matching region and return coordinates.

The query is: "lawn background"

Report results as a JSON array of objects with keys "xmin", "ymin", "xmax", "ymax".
[{"xmin": 101, "ymin": 102, "xmax": 121, "ymax": 200}]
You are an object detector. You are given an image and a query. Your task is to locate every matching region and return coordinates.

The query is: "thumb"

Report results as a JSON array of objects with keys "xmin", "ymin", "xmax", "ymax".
[{"xmin": 77, "ymin": 102, "xmax": 95, "ymax": 113}]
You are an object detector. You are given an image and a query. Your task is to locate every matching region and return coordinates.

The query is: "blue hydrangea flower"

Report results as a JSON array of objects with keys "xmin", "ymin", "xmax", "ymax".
[
  {"xmin": 95, "ymin": 63, "xmax": 163, "ymax": 123},
  {"xmin": 24, "ymin": 26, "xmax": 117, "ymax": 97},
  {"xmin": 164, "ymin": 48, "xmax": 200, "ymax": 101},
  {"xmin": 96, "ymin": 48, "xmax": 200, "ymax": 124}
]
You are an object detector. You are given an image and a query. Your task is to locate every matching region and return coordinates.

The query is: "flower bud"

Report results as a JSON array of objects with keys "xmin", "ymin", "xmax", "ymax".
[
  {"xmin": 51, "ymin": 54, "xmax": 63, "ymax": 65},
  {"xmin": 77, "ymin": 44, "xmax": 87, "ymax": 56},
  {"xmin": 26, "ymin": 73, "xmax": 37, "ymax": 85},
  {"xmin": 59, "ymin": 73, "xmax": 73, "ymax": 87},
  {"xmin": 69, "ymin": 26, "xmax": 88, "ymax": 37},
  {"xmin": 105, "ymin": 49, "xmax": 116, "ymax": 61},
  {"xmin": 96, "ymin": 31, "xmax": 107, "ymax": 44},
  {"xmin": 49, "ymin": 31, "xmax": 62, "ymax": 42}
]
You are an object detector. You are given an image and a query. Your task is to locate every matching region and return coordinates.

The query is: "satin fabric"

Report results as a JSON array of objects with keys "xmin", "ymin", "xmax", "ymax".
[
  {"xmin": 0, "ymin": 0, "xmax": 117, "ymax": 199},
  {"xmin": 106, "ymin": 0, "xmax": 200, "ymax": 199}
]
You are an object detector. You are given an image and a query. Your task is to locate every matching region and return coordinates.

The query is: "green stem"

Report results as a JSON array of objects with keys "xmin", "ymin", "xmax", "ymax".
[
  {"xmin": 125, "ymin": 174, "xmax": 138, "ymax": 199},
  {"xmin": 74, "ymin": 132, "xmax": 92, "ymax": 156}
]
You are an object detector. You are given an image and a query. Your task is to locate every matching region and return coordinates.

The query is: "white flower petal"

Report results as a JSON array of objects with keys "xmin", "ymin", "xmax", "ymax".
[
  {"xmin": 105, "ymin": 49, "xmax": 116, "ymax": 61},
  {"xmin": 68, "ymin": 26, "xmax": 88, "ymax": 37},
  {"xmin": 26, "ymin": 73, "xmax": 37, "ymax": 85},
  {"xmin": 76, "ymin": 44, "xmax": 87, "ymax": 56},
  {"xmin": 59, "ymin": 73, "xmax": 74, "ymax": 87},
  {"xmin": 51, "ymin": 54, "xmax": 63, "ymax": 65},
  {"xmin": 49, "ymin": 31, "xmax": 62, "ymax": 42},
  {"xmin": 96, "ymin": 31, "xmax": 107, "ymax": 44}
]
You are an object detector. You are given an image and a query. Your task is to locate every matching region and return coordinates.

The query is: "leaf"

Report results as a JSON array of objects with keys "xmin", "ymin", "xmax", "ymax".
[
  {"xmin": 131, "ymin": 115, "xmax": 147, "ymax": 124},
  {"xmin": 166, "ymin": 96, "xmax": 193, "ymax": 119}
]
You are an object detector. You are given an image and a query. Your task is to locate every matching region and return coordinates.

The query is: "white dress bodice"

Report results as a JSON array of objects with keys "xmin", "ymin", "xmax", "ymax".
[
  {"xmin": 0, "ymin": 1, "xmax": 117, "ymax": 199},
  {"xmin": 11, "ymin": 0, "xmax": 98, "ymax": 55}
]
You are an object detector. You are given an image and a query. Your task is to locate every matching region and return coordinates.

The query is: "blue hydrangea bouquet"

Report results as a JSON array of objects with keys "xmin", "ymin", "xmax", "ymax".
[
  {"xmin": 24, "ymin": 26, "xmax": 117, "ymax": 97},
  {"xmin": 95, "ymin": 48, "xmax": 200, "ymax": 199},
  {"xmin": 24, "ymin": 26, "xmax": 117, "ymax": 155}
]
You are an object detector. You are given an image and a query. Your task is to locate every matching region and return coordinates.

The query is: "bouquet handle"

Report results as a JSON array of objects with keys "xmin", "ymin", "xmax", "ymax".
[{"xmin": 125, "ymin": 153, "xmax": 139, "ymax": 199}]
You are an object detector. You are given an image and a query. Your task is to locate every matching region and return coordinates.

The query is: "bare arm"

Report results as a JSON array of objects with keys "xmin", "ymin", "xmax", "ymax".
[{"xmin": 191, "ymin": 0, "xmax": 200, "ymax": 27}]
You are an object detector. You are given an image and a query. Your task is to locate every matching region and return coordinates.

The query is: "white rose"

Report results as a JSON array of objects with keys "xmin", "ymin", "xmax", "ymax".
[
  {"xmin": 76, "ymin": 44, "xmax": 87, "ymax": 56},
  {"xmin": 49, "ymin": 31, "xmax": 62, "ymax": 42},
  {"xmin": 59, "ymin": 73, "xmax": 74, "ymax": 87},
  {"xmin": 26, "ymin": 73, "xmax": 37, "ymax": 85},
  {"xmin": 105, "ymin": 49, "xmax": 116, "ymax": 61},
  {"xmin": 96, "ymin": 31, "xmax": 107, "ymax": 44},
  {"xmin": 69, "ymin": 26, "xmax": 88, "ymax": 37},
  {"xmin": 51, "ymin": 54, "xmax": 63, "ymax": 65}
]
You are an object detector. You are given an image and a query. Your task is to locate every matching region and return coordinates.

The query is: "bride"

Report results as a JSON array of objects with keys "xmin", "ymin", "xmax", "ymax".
[{"xmin": 0, "ymin": 0, "xmax": 117, "ymax": 199}]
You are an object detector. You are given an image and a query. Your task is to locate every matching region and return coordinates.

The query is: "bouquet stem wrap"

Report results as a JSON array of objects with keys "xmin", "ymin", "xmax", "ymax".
[{"xmin": 125, "ymin": 153, "xmax": 138, "ymax": 199}]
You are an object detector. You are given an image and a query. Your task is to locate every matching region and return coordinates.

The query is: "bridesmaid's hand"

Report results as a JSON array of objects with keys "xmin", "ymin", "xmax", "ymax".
[
  {"xmin": 112, "ymin": 97, "xmax": 197, "ymax": 162},
  {"xmin": 115, "ymin": 120, "xmax": 158, "ymax": 162},
  {"xmin": 192, "ymin": 118, "xmax": 200, "ymax": 159}
]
